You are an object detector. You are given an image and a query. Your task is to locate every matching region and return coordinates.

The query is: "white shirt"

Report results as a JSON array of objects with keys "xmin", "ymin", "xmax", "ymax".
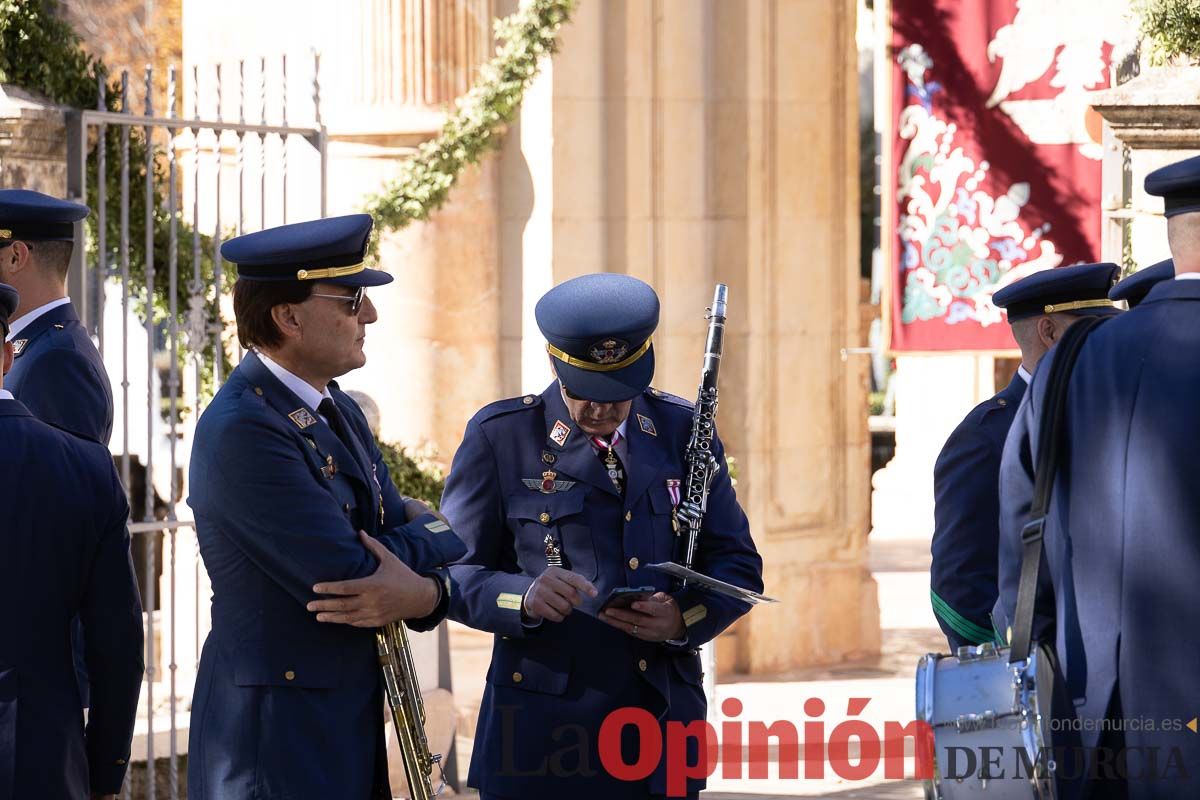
[
  {"xmin": 1175, "ymin": 272, "xmax": 1200, "ymax": 281},
  {"xmin": 0, "ymin": 389, "xmax": 13, "ymax": 401},
  {"xmin": 5, "ymin": 297, "xmax": 71, "ymax": 341},
  {"xmin": 1017, "ymin": 365, "xmax": 1033, "ymax": 384},
  {"xmin": 255, "ymin": 351, "xmax": 333, "ymax": 420}
]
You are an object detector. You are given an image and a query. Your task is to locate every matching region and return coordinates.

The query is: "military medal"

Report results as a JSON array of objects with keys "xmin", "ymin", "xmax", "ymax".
[
  {"xmin": 321, "ymin": 454, "xmax": 337, "ymax": 479},
  {"xmin": 544, "ymin": 532, "xmax": 564, "ymax": 568},
  {"xmin": 591, "ymin": 432, "xmax": 625, "ymax": 492},
  {"xmin": 666, "ymin": 478, "xmax": 681, "ymax": 506}
]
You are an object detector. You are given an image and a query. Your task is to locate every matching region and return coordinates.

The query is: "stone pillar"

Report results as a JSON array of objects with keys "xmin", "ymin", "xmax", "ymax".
[
  {"xmin": 0, "ymin": 85, "xmax": 68, "ymax": 194},
  {"xmin": 498, "ymin": 0, "xmax": 878, "ymax": 672},
  {"xmin": 1090, "ymin": 67, "xmax": 1200, "ymax": 268}
]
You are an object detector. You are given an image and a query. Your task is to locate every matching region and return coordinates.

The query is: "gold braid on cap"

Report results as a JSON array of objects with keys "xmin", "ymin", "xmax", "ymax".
[
  {"xmin": 545, "ymin": 338, "xmax": 652, "ymax": 372},
  {"xmin": 1042, "ymin": 299, "xmax": 1116, "ymax": 314},
  {"xmin": 295, "ymin": 262, "xmax": 365, "ymax": 281}
]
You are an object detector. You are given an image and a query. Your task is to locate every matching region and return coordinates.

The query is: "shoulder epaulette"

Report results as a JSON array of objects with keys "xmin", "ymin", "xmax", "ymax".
[
  {"xmin": 476, "ymin": 393, "xmax": 543, "ymax": 422},
  {"xmin": 645, "ymin": 386, "xmax": 693, "ymax": 409}
]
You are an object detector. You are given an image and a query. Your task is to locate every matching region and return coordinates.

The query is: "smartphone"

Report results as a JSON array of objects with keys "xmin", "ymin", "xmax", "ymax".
[{"xmin": 598, "ymin": 586, "xmax": 657, "ymax": 613}]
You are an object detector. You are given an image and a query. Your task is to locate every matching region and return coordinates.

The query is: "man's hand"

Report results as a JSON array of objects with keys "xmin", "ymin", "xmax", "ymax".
[
  {"xmin": 601, "ymin": 592, "xmax": 686, "ymax": 642},
  {"xmin": 522, "ymin": 567, "xmax": 598, "ymax": 623},
  {"xmin": 307, "ymin": 531, "xmax": 440, "ymax": 626},
  {"xmin": 403, "ymin": 497, "xmax": 449, "ymax": 525}
]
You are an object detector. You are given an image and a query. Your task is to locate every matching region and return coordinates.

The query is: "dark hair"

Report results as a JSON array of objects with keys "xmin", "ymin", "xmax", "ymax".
[
  {"xmin": 29, "ymin": 240, "xmax": 74, "ymax": 281},
  {"xmin": 232, "ymin": 279, "xmax": 313, "ymax": 350}
]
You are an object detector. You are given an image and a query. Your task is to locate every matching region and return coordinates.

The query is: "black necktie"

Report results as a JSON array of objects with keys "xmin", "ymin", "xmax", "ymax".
[
  {"xmin": 318, "ymin": 397, "xmax": 355, "ymax": 453},
  {"xmin": 591, "ymin": 432, "xmax": 626, "ymax": 494}
]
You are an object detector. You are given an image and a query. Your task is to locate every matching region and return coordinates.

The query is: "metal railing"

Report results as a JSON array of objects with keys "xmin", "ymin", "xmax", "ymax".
[{"xmin": 65, "ymin": 55, "xmax": 327, "ymax": 800}]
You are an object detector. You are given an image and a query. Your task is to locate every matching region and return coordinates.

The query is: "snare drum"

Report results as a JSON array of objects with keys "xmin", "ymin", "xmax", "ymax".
[{"xmin": 916, "ymin": 642, "xmax": 1056, "ymax": 799}]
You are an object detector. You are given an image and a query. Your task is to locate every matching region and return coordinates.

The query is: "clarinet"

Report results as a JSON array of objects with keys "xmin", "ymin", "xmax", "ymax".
[{"xmin": 675, "ymin": 284, "xmax": 728, "ymax": 580}]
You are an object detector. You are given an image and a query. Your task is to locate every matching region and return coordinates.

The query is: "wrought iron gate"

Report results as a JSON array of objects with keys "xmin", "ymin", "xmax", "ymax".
[{"xmin": 65, "ymin": 55, "xmax": 327, "ymax": 800}]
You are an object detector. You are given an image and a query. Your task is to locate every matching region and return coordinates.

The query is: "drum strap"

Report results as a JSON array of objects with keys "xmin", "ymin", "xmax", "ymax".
[{"xmin": 1009, "ymin": 315, "xmax": 1109, "ymax": 665}]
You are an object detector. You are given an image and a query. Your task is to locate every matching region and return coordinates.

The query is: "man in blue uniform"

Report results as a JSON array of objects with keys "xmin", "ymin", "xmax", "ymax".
[
  {"xmin": 0, "ymin": 282, "xmax": 143, "ymax": 800},
  {"xmin": 999, "ymin": 156, "xmax": 1200, "ymax": 799},
  {"xmin": 187, "ymin": 214, "xmax": 467, "ymax": 800},
  {"xmin": 1109, "ymin": 258, "xmax": 1174, "ymax": 309},
  {"xmin": 443, "ymin": 272, "xmax": 764, "ymax": 800},
  {"xmin": 930, "ymin": 263, "xmax": 1120, "ymax": 652},
  {"xmin": 0, "ymin": 190, "xmax": 113, "ymax": 712},
  {"xmin": 0, "ymin": 189, "xmax": 112, "ymax": 444}
]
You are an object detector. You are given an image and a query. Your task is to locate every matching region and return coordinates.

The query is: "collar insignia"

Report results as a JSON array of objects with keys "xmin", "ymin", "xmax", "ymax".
[
  {"xmin": 549, "ymin": 419, "xmax": 572, "ymax": 448},
  {"xmin": 10, "ymin": 339, "xmax": 28, "ymax": 356},
  {"xmin": 289, "ymin": 407, "xmax": 318, "ymax": 429},
  {"xmin": 523, "ymin": 470, "xmax": 576, "ymax": 494},
  {"xmin": 637, "ymin": 413, "xmax": 657, "ymax": 436}
]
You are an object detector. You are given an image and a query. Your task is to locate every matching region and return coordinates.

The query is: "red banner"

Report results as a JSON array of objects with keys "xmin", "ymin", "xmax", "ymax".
[{"xmin": 888, "ymin": 1, "xmax": 1122, "ymax": 351}]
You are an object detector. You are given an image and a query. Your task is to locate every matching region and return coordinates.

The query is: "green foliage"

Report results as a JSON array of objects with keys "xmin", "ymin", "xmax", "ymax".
[
  {"xmin": 375, "ymin": 437, "xmax": 446, "ymax": 509},
  {"xmin": 1138, "ymin": 0, "xmax": 1200, "ymax": 65},
  {"xmin": 363, "ymin": 0, "xmax": 575, "ymax": 251},
  {"xmin": 0, "ymin": 0, "xmax": 226, "ymax": 403}
]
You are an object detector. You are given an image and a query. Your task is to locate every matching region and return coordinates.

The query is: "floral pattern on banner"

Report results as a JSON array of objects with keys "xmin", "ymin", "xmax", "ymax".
[
  {"xmin": 888, "ymin": 0, "xmax": 1127, "ymax": 352},
  {"xmin": 896, "ymin": 43, "xmax": 1062, "ymax": 330}
]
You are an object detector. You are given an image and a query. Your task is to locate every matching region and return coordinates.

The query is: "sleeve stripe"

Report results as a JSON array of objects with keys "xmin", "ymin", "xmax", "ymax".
[{"xmin": 930, "ymin": 589, "xmax": 996, "ymax": 645}]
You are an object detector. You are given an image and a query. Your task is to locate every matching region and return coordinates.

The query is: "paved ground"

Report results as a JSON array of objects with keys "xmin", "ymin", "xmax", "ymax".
[{"xmin": 442, "ymin": 537, "xmax": 939, "ymax": 799}]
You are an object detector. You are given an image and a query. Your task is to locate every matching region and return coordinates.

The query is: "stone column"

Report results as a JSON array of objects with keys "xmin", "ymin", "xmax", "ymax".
[
  {"xmin": 1090, "ymin": 67, "xmax": 1200, "ymax": 268},
  {"xmin": 0, "ymin": 85, "xmax": 68, "ymax": 194}
]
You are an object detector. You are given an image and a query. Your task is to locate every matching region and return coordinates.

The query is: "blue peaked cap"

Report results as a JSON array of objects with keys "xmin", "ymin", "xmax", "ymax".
[
  {"xmin": 0, "ymin": 189, "xmax": 88, "ymax": 243},
  {"xmin": 1109, "ymin": 259, "xmax": 1175, "ymax": 308},
  {"xmin": 993, "ymin": 262, "xmax": 1122, "ymax": 321},
  {"xmin": 535, "ymin": 273, "xmax": 659, "ymax": 402},
  {"xmin": 220, "ymin": 214, "xmax": 393, "ymax": 287},
  {"xmin": 1145, "ymin": 155, "xmax": 1200, "ymax": 218},
  {"xmin": 0, "ymin": 282, "xmax": 17, "ymax": 337}
]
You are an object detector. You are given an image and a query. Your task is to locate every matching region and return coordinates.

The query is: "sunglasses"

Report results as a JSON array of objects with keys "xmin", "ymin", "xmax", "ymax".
[{"xmin": 311, "ymin": 286, "xmax": 366, "ymax": 315}]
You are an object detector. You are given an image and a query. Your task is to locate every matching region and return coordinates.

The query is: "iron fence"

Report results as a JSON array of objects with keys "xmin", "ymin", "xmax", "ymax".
[{"xmin": 66, "ymin": 54, "xmax": 327, "ymax": 800}]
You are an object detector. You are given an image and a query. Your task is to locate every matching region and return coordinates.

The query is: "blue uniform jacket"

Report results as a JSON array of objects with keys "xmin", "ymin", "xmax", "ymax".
[
  {"xmin": 999, "ymin": 279, "xmax": 1200, "ymax": 800},
  {"xmin": 444, "ymin": 383, "xmax": 764, "ymax": 799},
  {"xmin": 6, "ymin": 302, "xmax": 113, "ymax": 445},
  {"xmin": 930, "ymin": 374, "xmax": 1025, "ymax": 651},
  {"xmin": 0, "ymin": 398, "xmax": 143, "ymax": 800},
  {"xmin": 8, "ymin": 302, "xmax": 115, "ymax": 707},
  {"xmin": 186, "ymin": 353, "xmax": 466, "ymax": 800}
]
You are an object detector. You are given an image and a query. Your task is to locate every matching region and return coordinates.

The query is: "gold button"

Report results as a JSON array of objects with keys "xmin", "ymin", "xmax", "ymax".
[
  {"xmin": 284, "ymin": 670, "xmax": 296, "ymax": 681},
  {"xmin": 625, "ymin": 511, "xmax": 632, "ymax": 522},
  {"xmin": 115, "ymin": 758, "xmax": 126, "ymax": 765},
  {"xmin": 539, "ymin": 512, "xmax": 551, "ymax": 524},
  {"xmin": 254, "ymin": 387, "xmax": 264, "ymax": 396},
  {"xmin": 638, "ymin": 659, "xmax": 648, "ymax": 672},
  {"xmin": 997, "ymin": 398, "xmax": 1007, "ymax": 407},
  {"xmin": 628, "ymin": 557, "xmax": 639, "ymax": 570},
  {"xmin": 512, "ymin": 671, "xmax": 523, "ymax": 683},
  {"xmin": 523, "ymin": 395, "xmax": 534, "ymax": 405}
]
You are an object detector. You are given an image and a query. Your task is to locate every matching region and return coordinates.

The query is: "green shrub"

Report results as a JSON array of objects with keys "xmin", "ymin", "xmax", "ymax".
[
  {"xmin": 1138, "ymin": 0, "xmax": 1200, "ymax": 65},
  {"xmin": 375, "ymin": 437, "xmax": 446, "ymax": 509}
]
